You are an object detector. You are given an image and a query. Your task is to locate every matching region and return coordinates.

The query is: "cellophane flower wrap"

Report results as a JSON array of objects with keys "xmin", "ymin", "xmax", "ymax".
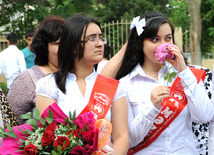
[
  {"xmin": 0, "ymin": 102, "xmax": 114, "ymax": 155},
  {"xmin": 154, "ymin": 43, "xmax": 177, "ymax": 85}
]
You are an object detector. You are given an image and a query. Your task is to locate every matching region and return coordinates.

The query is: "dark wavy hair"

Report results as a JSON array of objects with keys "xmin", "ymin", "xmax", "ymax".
[
  {"xmin": 31, "ymin": 15, "xmax": 65, "ymax": 66},
  {"xmin": 54, "ymin": 13, "xmax": 101, "ymax": 94},
  {"xmin": 115, "ymin": 11, "xmax": 175, "ymax": 80}
]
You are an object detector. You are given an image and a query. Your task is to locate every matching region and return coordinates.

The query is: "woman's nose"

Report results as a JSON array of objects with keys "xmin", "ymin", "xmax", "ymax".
[{"xmin": 160, "ymin": 39, "xmax": 166, "ymax": 44}]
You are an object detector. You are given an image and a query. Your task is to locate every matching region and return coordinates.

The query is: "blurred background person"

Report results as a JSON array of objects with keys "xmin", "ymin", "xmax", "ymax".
[
  {"xmin": 7, "ymin": 15, "xmax": 65, "ymax": 124},
  {"xmin": 21, "ymin": 30, "xmax": 35, "ymax": 69},
  {"xmin": 0, "ymin": 32, "xmax": 26, "ymax": 90}
]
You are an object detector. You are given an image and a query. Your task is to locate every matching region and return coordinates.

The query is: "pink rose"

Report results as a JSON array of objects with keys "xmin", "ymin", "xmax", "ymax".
[
  {"xmin": 82, "ymin": 130, "xmax": 93, "ymax": 145},
  {"xmin": 154, "ymin": 43, "xmax": 174, "ymax": 63}
]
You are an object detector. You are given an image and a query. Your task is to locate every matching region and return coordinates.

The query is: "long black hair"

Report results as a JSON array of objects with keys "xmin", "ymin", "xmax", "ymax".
[
  {"xmin": 54, "ymin": 13, "xmax": 101, "ymax": 94},
  {"xmin": 115, "ymin": 11, "xmax": 175, "ymax": 80}
]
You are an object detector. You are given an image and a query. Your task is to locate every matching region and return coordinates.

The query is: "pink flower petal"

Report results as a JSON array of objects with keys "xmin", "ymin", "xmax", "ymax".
[{"xmin": 154, "ymin": 43, "xmax": 174, "ymax": 63}]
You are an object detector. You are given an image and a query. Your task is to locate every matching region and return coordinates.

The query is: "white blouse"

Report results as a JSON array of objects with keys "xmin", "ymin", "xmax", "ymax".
[
  {"xmin": 120, "ymin": 63, "xmax": 214, "ymax": 155},
  {"xmin": 36, "ymin": 70, "xmax": 126, "ymax": 121}
]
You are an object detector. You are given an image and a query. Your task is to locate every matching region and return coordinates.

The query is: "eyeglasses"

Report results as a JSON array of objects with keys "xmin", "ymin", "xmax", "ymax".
[{"xmin": 81, "ymin": 38, "xmax": 107, "ymax": 45}]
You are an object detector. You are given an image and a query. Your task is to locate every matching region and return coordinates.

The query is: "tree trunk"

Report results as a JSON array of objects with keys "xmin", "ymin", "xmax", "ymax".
[{"xmin": 187, "ymin": 0, "xmax": 202, "ymax": 65}]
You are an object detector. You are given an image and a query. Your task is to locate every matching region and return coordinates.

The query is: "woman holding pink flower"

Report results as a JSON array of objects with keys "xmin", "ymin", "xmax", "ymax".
[
  {"xmin": 35, "ymin": 13, "xmax": 129, "ymax": 155},
  {"xmin": 102, "ymin": 11, "xmax": 214, "ymax": 155}
]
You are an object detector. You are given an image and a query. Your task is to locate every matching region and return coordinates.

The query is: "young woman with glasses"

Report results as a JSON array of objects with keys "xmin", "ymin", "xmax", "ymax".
[{"xmin": 35, "ymin": 13, "xmax": 129, "ymax": 155}]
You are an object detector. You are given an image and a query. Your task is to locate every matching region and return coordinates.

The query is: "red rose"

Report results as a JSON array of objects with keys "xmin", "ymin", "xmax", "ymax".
[
  {"xmin": 24, "ymin": 143, "xmax": 38, "ymax": 155},
  {"xmin": 41, "ymin": 130, "xmax": 55, "ymax": 146},
  {"xmin": 54, "ymin": 136, "xmax": 70, "ymax": 151},
  {"xmin": 46, "ymin": 121, "xmax": 59, "ymax": 132},
  {"xmin": 70, "ymin": 129, "xmax": 99, "ymax": 155},
  {"xmin": 70, "ymin": 145, "xmax": 88, "ymax": 155},
  {"xmin": 67, "ymin": 129, "xmax": 81, "ymax": 138},
  {"xmin": 82, "ymin": 130, "xmax": 93, "ymax": 145}
]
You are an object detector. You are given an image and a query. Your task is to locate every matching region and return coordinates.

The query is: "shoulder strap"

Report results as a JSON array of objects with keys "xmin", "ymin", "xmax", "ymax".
[{"xmin": 27, "ymin": 68, "xmax": 38, "ymax": 86}]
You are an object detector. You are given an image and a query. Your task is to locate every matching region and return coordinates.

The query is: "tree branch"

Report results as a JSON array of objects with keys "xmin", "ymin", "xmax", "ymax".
[{"xmin": 202, "ymin": 9, "xmax": 214, "ymax": 21}]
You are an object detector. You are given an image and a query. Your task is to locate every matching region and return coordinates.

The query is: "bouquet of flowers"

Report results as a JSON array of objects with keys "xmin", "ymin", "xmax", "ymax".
[
  {"xmin": 154, "ymin": 43, "xmax": 177, "ymax": 85},
  {"xmin": 0, "ymin": 103, "xmax": 114, "ymax": 155}
]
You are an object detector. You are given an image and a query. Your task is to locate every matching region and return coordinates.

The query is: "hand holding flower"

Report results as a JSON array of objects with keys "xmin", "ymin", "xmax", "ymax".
[
  {"xmin": 154, "ymin": 43, "xmax": 181, "ymax": 85},
  {"xmin": 151, "ymin": 86, "xmax": 170, "ymax": 109},
  {"xmin": 166, "ymin": 44, "xmax": 187, "ymax": 73}
]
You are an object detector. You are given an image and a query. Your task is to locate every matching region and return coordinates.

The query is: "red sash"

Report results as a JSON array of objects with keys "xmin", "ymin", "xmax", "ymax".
[
  {"xmin": 127, "ymin": 67, "xmax": 206, "ymax": 155},
  {"xmin": 80, "ymin": 74, "xmax": 120, "ymax": 120}
]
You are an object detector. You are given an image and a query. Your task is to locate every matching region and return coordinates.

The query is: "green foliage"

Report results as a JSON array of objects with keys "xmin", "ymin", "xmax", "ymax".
[
  {"xmin": 201, "ymin": 0, "xmax": 214, "ymax": 58},
  {"xmin": 0, "ymin": 108, "xmax": 83, "ymax": 154},
  {"xmin": 161, "ymin": 65, "xmax": 177, "ymax": 85},
  {"xmin": 0, "ymin": 82, "xmax": 8, "ymax": 95},
  {"xmin": 169, "ymin": 0, "xmax": 214, "ymax": 59},
  {"xmin": 94, "ymin": 0, "xmax": 171, "ymax": 24},
  {"xmin": 0, "ymin": 0, "xmax": 51, "ymax": 49}
]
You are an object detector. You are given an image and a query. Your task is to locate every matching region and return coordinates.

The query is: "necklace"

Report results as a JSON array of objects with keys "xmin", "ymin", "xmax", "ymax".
[{"xmin": 145, "ymin": 72, "xmax": 158, "ymax": 77}]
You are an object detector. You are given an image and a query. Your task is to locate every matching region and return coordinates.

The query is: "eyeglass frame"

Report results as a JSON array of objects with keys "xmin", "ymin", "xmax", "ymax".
[{"xmin": 81, "ymin": 37, "xmax": 107, "ymax": 45}]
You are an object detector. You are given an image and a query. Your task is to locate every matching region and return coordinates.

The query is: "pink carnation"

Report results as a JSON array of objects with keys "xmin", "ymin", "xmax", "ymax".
[
  {"xmin": 75, "ymin": 112, "xmax": 96, "ymax": 130},
  {"xmin": 154, "ymin": 43, "xmax": 174, "ymax": 63}
]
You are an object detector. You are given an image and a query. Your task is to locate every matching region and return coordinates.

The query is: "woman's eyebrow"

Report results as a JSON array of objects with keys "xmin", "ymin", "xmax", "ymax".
[
  {"xmin": 154, "ymin": 33, "xmax": 172, "ymax": 37},
  {"xmin": 85, "ymin": 33, "xmax": 103, "ymax": 37},
  {"xmin": 165, "ymin": 33, "xmax": 172, "ymax": 37}
]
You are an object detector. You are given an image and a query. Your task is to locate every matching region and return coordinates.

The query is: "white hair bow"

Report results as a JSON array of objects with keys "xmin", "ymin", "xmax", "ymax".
[{"xmin": 130, "ymin": 16, "xmax": 146, "ymax": 36}]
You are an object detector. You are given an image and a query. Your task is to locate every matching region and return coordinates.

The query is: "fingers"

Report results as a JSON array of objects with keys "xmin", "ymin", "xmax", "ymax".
[
  {"xmin": 151, "ymin": 86, "xmax": 170, "ymax": 109},
  {"xmin": 166, "ymin": 44, "xmax": 187, "ymax": 72}
]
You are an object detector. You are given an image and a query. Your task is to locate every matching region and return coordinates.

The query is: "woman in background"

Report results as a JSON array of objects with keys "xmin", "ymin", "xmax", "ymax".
[{"xmin": 7, "ymin": 15, "xmax": 65, "ymax": 124}]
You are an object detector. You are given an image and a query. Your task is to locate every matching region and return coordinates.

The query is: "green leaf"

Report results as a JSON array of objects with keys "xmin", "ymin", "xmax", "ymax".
[
  {"xmin": 25, "ymin": 119, "xmax": 38, "ymax": 126},
  {"xmin": 23, "ymin": 126, "xmax": 34, "ymax": 135},
  {"xmin": 5, "ymin": 132, "xmax": 17, "ymax": 138},
  {"xmin": 6, "ymin": 124, "xmax": 14, "ymax": 133},
  {"xmin": 63, "ymin": 141, "xmax": 66, "ymax": 150},
  {"xmin": 39, "ymin": 117, "xmax": 46, "ymax": 126},
  {"xmin": 19, "ymin": 114, "xmax": 32, "ymax": 120},
  {"xmin": 69, "ymin": 111, "xmax": 72, "ymax": 120},
  {"xmin": 51, "ymin": 150, "xmax": 58, "ymax": 155},
  {"xmin": 33, "ymin": 126, "xmax": 39, "ymax": 131},
  {"xmin": 72, "ymin": 110, "xmax": 76, "ymax": 122},
  {"xmin": 19, "ymin": 138, "xmax": 25, "ymax": 143},
  {"xmin": 170, "ymin": 72, "xmax": 177, "ymax": 77},
  {"xmin": 49, "ymin": 109, "xmax": 54, "ymax": 120},
  {"xmin": 0, "ymin": 132, "xmax": 8, "ymax": 138},
  {"xmin": 33, "ymin": 107, "xmax": 40, "ymax": 120},
  {"xmin": 0, "ymin": 127, "xmax": 5, "ymax": 133},
  {"xmin": 168, "ymin": 76, "xmax": 172, "ymax": 83},
  {"xmin": 57, "ymin": 145, "xmax": 62, "ymax": 152},
  {"xmin": 46, "ymin": 117, "xmax": 53, "ymax": 124},
  {"xmin": 16, "ymin": 127, "xmax": 26, "ymax": 134},
  {"xmin": 164, "ymin": 76, "xmax": 168, "ymax": 80},
  {"xmin": 41, "ymin": 151, "xmax": 52, "ymax": 155},
  {"xmin": 82, "ymin": 123, "xmax": 88, "ymax": 131}
]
